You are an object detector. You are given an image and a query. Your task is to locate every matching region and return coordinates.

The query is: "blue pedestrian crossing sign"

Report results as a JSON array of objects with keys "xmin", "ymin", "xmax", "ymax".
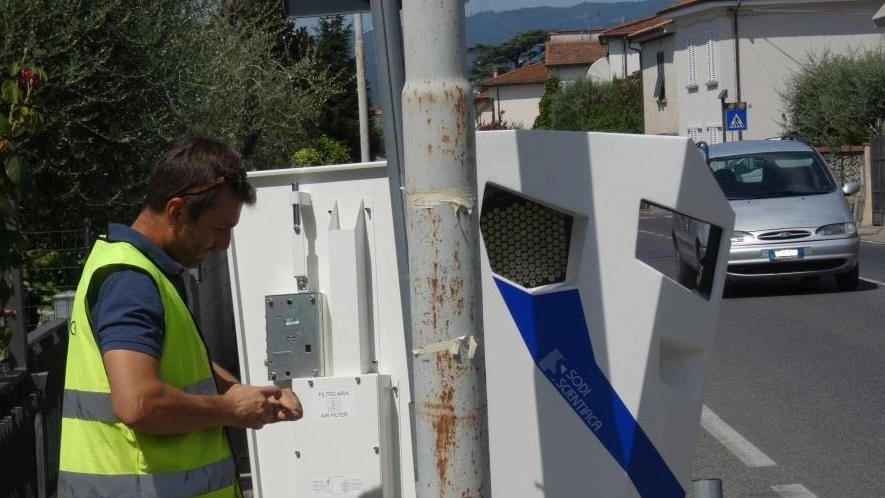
[{"xmin": 725, "ymin": 104, "xmax": 748, "ymax": 131}]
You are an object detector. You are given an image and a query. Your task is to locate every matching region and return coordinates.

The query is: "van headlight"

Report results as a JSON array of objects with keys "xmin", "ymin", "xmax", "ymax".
[
  {"xmin": 816, "ymin": 222, "xmax": 856, "ymax": 236},
  {"xmin": 731, "ymin": 231, "xmax": 754, "ymax": 243}
]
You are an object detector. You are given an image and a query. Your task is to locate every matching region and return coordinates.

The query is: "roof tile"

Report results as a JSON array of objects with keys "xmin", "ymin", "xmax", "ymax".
[
  {"xmin": 545, "ymin": 39, "xmax": 608, "ymax": 67},
  {"xmin": 599, "ymin": 15, "xmax": 672, "ymax": 38},
  {"xmin": 482, "ymin": 62, "xmax": 549, "ymax": 86}
]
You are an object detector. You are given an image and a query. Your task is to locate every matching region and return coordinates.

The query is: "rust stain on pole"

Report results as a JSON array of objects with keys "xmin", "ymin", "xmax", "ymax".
[{"xmin": 427, "ymin": 382, "xmax": 457, "ymax": 492}]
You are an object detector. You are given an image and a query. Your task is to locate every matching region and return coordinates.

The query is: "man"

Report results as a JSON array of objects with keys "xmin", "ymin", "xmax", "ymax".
[{"xmin": 58, "ymin": 137, "xmax": 301, "ymax": 498}]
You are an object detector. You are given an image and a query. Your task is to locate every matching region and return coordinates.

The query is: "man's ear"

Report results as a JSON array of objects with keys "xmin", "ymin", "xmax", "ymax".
[{"xmin": 166, "ymin": 197, "xmax": 188, "ymax": 229}]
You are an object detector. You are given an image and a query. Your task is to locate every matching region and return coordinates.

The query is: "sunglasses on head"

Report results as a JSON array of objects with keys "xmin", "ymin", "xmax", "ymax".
[{"xmin": 174, "ymin": 168, "xmax": 248, "ymax": 198}]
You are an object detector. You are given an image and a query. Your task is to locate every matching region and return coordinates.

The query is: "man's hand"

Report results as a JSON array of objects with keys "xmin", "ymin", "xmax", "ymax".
[
  {"xmin": 271, "ymin": 387, "xmax": 304, "ymax": 422},
  {"xmin": 222, "ymin": 384, "xmax": 283, "ymax": 429}
]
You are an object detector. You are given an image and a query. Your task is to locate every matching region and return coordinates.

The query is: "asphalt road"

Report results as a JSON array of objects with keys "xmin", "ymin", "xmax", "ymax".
[
  {"xmin": 636, "ymin": 210, "xmax": 885, "ymax": 497},
  {"xmin": 689, "ymin": 239, "xmax": 885, "ymax": 497}
]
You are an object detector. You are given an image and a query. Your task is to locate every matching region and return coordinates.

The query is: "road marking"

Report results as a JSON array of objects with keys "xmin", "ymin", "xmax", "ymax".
[
  {"xmin": 861, "ymin": 276, "xmax": 885, "ymax": 286},
  {"xmin": 638, "ymin": 229, "xmax": 669, "ymax": 239},
  {"xmin": 771, "ymin": 484, "xmax": 818, "ymax": 498},
  {"xmin": 701, "ymin": 406, "xmax": 776, "ymax": 467},
  {"xmin": 861, "ymin": 239, "xmax": 885, "ymax": 245}
]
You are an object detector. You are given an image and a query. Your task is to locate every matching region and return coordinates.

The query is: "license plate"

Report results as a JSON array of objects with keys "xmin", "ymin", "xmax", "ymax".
[{"xmin": 768, "ymin": 248, "xmax": 804, "ymax": 260}]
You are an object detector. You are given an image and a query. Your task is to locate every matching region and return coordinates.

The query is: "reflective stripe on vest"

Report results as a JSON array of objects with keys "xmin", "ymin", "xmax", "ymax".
[
  {"xmin": 62, "ymin": 377, "xmax": 218, "ymax": 422},
  {"xmin": 58, "ymin": 457, "xmax": 235, "ymax": 498}
]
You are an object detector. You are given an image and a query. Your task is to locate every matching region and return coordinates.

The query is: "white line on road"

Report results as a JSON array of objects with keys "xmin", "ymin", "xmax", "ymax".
[
  {"xmin": 701, "ymin": 405, "xmax": 777, "ymax": 467},
  {"xmin": 638, "ymin": 229, "xmax": 669, "ymax": 239},
  {"xmin": 861, "ymin": 276, "xmax": 885, "ymax": 286},
  {"xmin": 861, "ymin": 239, "xmax": 885, "ymax": 245},
  {"xmin": 771, "ymin": 484, "xmax": 819, "ymax": 498}
]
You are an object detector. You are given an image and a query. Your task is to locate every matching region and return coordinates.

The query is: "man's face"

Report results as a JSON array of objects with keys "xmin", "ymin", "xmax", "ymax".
[{"xmin": 171, "ymin": 188, "xmax": 243, "ymax": 268}]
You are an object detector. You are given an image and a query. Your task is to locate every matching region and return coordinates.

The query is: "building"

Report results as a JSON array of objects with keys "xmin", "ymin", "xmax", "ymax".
[
  {"xmin": 477, "ymin": 32, "xmax": 608, "ymax": 128},
  {"xmin": 641, "ymin": 0, "xmax": 885, "ymax": 143},
  {"xmin": 598, "ymin": 15, "xmax": 672, "ymax": 81}
]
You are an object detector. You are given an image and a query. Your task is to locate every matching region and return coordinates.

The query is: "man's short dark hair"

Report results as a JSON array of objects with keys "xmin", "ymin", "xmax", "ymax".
[{"xmin": 144, "ymin": 137, "xmax": 257, "ymax": 219}]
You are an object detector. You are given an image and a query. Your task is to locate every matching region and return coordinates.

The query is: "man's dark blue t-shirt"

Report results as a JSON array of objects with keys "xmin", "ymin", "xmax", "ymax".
[{"xmin": 89, "ymin": 223, "xmax": 189, "ymax": 358}]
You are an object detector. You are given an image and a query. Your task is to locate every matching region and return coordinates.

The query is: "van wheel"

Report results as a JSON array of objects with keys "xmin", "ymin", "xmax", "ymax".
[{"xmin": 835, "ymin": 264, "xmax": 859, "ymax": 291}]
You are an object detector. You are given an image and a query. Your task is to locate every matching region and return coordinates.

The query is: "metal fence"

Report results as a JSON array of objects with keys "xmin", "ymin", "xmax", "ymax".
[
  {"xmin": 872, "ymin": 133, "xmax": 885, "ymax": 226},
  {"xmin": 22, "ymin": 221, "xmax": 92, "ymax": 331},
  {"xmin": 0, "ymin": 318, "xmax": 68, "ymax": 498}
]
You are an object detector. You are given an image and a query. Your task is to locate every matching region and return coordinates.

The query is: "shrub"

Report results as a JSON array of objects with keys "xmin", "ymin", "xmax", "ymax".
[
  {"xmin": 782, "ymin": 49, "xmax": 885, "ymax": 147},
  {"xmin": 292, "ymin": 136, "xmax": 351, "ymax": 166},
  {"xmin": 548, "ymin": 77, "xmax": 642, "ymax": 133}
]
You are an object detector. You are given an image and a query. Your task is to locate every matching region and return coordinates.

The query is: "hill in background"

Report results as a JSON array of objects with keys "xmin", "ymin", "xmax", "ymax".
[{"xmin": 362, "ymin": 0, "xmax": 671, "ymax": 104}]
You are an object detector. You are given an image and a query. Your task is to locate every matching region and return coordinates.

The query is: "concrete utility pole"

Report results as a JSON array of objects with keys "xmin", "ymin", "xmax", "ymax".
[
  {"xmin": 354, "ymin": 13, "xmax": 370, "ymax": 162},
  {"xmin": 401, "ymin": 1, "xmax": 489, "ymax": 497}
]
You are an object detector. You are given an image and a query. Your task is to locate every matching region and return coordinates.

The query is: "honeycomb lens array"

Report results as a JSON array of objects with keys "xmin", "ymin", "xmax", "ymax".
[{"xmin": 480, "ymin": 186, "xmax": 572, "ymax": 288}]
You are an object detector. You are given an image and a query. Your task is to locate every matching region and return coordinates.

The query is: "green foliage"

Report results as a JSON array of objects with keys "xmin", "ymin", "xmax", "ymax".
[
  {"xmin": 476, "ymin": 120, "xmax": 522, "ymax": 131},
  {"xmin": 469, "ymin": 29, "xmax": 547, "ymax": 83},
  {"xmin": 309, "ymin": 15, "xmax": 382, "ymax": 162},
  {"xmin": 533, "ymin": 73, "xmax": 561, "ymax": 129},
  {"xmin": 292, "ymin": 136, "xmax": 352, "ymax": 167},
  {"xmin": 0, "ymin": 54, "xmax": 45, "ymax": 360},
  {"xmin": 782, "ymin": 49, "xmax": 885, "ymax": 147},
  {"xmin": 0, "ymin": 0, "xmax": 339, "ymax": 236},
  {"xmin": 547, "ymin": 77, "xmax": 642, "ymax": 133}
]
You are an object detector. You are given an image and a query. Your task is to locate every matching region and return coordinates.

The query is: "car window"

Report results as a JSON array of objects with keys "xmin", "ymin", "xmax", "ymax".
[{"xmin": 709, "ymin": 151, "xmax": 836, "ymax": 200}]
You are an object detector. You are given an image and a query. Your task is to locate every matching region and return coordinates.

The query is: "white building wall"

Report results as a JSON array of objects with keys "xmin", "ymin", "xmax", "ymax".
[
  {"xmin": 485, "ymin": 84, "xmax": 544, "ymax": 129},
  {"xmin": 673, "ymin": 16, "xmax": 732, "ymax": 144},
  {"xmin": 671, "ymin": 1, "xmax": 885, "ymax": 142},
  {"xmin": 608, "ymin": 38, "xmax": 642, "ymax": 79},
  {"xmin": 642, "ymin": 35, "xmax": 680, "ymax": 135},
  {"xmin": 552, "ymin": 66, "xmax": 591, "ymax": 82}
]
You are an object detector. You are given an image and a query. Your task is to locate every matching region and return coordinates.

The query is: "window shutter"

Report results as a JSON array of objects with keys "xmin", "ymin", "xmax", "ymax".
[
  {"xmin": 654, "ymin": 52, "xmax": 666, "ymax": 101},
  {"xmin": 706, "ymin": 31, "xmax": 719, "ymax": 83},
  {"xmin": 707, "ymin": 126, "xmax": 722, "ymax": 144},
  {"xmin": 688, "ymin": 127, "xmax": 701, "ymax": 143},
  {"xmin": 687, "ymin": 34, "xmax": 697, "ymax": 87}
]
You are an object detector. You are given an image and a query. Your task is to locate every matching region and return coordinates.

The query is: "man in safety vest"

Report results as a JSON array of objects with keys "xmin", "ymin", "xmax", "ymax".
[{"xmin": 58, "ymin": 137, "xmax": 302, "ymax": 498}]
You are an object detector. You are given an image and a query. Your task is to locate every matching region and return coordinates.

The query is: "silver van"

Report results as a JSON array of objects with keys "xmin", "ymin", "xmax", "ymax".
[{"xmin": 703, "ymin": 139, "xmax": 860, "ymax": 290}]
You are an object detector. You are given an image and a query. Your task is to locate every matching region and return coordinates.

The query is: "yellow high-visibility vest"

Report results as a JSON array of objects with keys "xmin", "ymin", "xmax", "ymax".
[{"xmin": 59, "ymin": 239, "xmax": 239, "ymax": 498}]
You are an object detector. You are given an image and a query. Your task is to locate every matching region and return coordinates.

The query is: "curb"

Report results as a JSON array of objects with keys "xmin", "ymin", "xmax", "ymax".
[{"xmin": 859, "ymin": 225, "xmax": 885, "ymax": 244}]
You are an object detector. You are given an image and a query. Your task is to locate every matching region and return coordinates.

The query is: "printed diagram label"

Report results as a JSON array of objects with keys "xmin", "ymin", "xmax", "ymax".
[
  {"xmin": 313, "ymin": 390, "xmax": 355, "ymax": 420},
  {"xmin": 310, "ymin": 475, "xmax": 362, "ymax": 496}
]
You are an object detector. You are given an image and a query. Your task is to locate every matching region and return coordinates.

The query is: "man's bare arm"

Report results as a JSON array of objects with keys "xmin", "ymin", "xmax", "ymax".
[{"xmin": 104, "ymin": 350, "xmax": 281, "ymax": 434}]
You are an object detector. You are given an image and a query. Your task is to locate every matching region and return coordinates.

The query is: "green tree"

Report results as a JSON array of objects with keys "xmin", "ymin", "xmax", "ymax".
[
  {"xmin": 782, "ymin": 49, "xmax": 885, "ymax": 147},
  {"xmin": 533, "ymin": 73, "xmax": 561, "ymax": 129},
  {"xmin": 548, "ymin": 77, "xmax": 642, "ymax": 133},
  {"xmin": 0, "ymin": 0, "xmax": 338, "ymax": 234},
  {"xmin": 0, "ymin": 0, "xmax": 339, "ymax": 310},
  {"xmin": 292, "ymin": 136, "xmax": 351, "ymax": 167},
  {"xmin": 0, "ymin": 56, "xmax": 46, "ymax": 361},
  {"xmin": 469, "ymin": 30, "xmax": 547, "ymax": 83},
  {"xmin": 310, "ymin": 15, "xmax": 382, "ymax": 162}
]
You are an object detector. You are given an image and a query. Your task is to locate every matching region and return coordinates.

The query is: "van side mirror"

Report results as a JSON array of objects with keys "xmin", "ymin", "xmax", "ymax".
[{"xmin": 842, "ymin": 181, "xmax": 860, "ymax": 196}]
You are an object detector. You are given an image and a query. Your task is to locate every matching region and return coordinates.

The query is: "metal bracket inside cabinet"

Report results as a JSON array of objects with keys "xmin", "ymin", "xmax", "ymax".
[
  {"xmin": 291, "ymin": 184, "xmax": 312, "ymax": 291},
  {"xmin": 265, "ymin": 292, "xmax": 325, "ymax": 380}
]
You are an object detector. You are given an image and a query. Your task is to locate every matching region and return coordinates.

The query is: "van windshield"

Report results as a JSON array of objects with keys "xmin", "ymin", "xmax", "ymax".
[{"xmin": 708, "ymin": 151, "xmax": 837, "ymax": 200}]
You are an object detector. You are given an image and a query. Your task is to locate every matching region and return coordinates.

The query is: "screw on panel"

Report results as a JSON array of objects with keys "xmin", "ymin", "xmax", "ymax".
[
  {"xmin": 355, "ymin": 377, "xmax": 361, "ymax": 385},
  {"xmin": 266, "ymin": 298, "xmax": 273, "ymax": 308},
  {"xmin": 308, "ymin": 380, "xmax": 314, "ymax": 388},
  {"xmin": 309, "ymin": 295, "xmax": 316, "ymax": 305},
  {"xmin": 295, "ymin": 451, "xmax": 301, "ymax": 458},
  {"xmin": 373, "ymin": 447, "xmax": 379, "ymax": 454}
]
